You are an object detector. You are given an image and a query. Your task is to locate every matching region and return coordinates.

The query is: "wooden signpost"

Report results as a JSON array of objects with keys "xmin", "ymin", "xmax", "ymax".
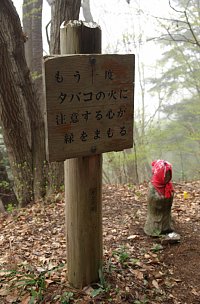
[
  {"xmin": 43, "ymin": 21, "xmax": 135, "ymax": 288},
  {"xmin": 44, "ymin": 54, "xmax": 134, "ymax": 162}
]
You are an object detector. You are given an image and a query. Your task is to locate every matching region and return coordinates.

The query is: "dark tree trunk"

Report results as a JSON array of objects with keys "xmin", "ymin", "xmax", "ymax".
[
  {"xmin": 0, "ymin": 150, "xmax": 18, "ymax": 209},
  {"xmin": 50, "ymin": 0, "xmax": 81, "ymax": 54},
  {"xmin": 0, "ymin": 0, "xmax": 46, "ymax": 206}
]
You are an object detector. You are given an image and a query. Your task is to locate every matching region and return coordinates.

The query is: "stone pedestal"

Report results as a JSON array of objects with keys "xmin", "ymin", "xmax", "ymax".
[{"xmin": 144, "ymin": 184, "xmax": 174, "ymax": 236}]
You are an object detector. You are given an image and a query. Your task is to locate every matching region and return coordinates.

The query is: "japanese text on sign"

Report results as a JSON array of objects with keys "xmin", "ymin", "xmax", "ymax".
[{"xmin": 44, "ymin": 54, "xmax": 135, "ymax": 162}]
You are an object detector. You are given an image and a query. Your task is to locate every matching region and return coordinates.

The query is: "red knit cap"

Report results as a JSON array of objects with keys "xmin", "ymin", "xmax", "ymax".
[{"xmin": 151, "ymin": 159, "xmax": 174, "ymax": 198}]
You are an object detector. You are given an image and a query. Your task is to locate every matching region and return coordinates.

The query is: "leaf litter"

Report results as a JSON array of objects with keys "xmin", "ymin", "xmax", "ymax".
[{"xmin": 0, "ymin": 181, "xmax": 199, "ymax": 303}]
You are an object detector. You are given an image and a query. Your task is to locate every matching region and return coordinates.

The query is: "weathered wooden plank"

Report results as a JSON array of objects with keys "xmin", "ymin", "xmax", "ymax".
[{"xmin": 44, "ymin": 54, "xmax": 134, "ymax": 162}]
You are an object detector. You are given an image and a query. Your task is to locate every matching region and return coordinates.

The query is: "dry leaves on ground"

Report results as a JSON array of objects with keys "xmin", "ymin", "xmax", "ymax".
[{"xmin": 0, "ymin": 181, "xmax": 199, "ymax": 303}]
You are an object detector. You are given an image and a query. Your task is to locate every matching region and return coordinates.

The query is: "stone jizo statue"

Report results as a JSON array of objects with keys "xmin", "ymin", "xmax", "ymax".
[{"xmin": 144, "ymin": 159, "xmax": 174, "ymax": 236}]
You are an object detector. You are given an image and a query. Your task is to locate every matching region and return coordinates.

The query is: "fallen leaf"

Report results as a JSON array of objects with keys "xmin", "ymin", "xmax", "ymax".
[
  {"xmin": 191, "ymin": 288, "xmax": 199, "ymax": 296},
  {"xmin": 172, "ymin": 278, "xmax": 182, "ymax": 282},
  {"xmin": 21, "ymin": 294, "xmax": 31, "ymax": 304},
  {"xmin": 45, "ymin": 279, "xmax": 54, "ymax": 287},
  {"xmin": 130, "ymin": 269, "xmax": 144, "ymax": 280},
  {"xmin": 5, "ymin": 294, "xmax": 18, "ymax": 303},
  {"xmin": 127, "ymin": 235, "xmax": 138, "ymax": 240},
  {"xmin": 0, "ymin": 287, "xmax": 9, "ymax": 296},
  {"xmin": 152, "ymin": 279, "xmax": 159, "ymax": 289}
]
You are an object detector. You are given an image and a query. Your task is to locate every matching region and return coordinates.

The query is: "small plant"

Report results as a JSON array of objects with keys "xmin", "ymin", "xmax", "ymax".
[
  {"xmin": 130, "ymin": 258, "xmax": 140, "ymax": 266},
  {"xmin": 0, "ymin": 269, "xmax": 18, "ymax": 278},
  {"xmin": 60, "ymin": 184, "xmax": 65, "ymax": 192},
  {"xmin": 17, "ymin": 271, "xmax": 46, "ymax": 302},
  {"xmin": 91, "ymin": 267, "xmax": 110, "ymax": 298},
  {"xmin": 151, "ymin": 243, "xmax": 163, "ymax": 253},
  {"xmin": 113, "ymin": 246, "xmax": 130, "ymax": 266},
  {"xmin": 60, "ymin": 291, "xmax": 74, "ymax": 304},
  {"xmin": 127, "ymin": 183, "xmax": 134, "ymax": 189},
  {"xmin": 0, "ymin": 180, "xmax": 10, "ymax": 190},
  {"xmin": 6, "ymin": 202, "xmax": 15, "ymax": 213},
  {"xmin": 14, "ymin": 263, "xmax": 65, "ymax": 303},
  {"xmin": 134, "ymin": 190, "xmax": 143, "ymax": 198},
  {"xmin": 105, "ymin": 257, "xmax": 116, "ymax": 274},
  {"xmin": 152, "ymin": 229, "xmax": 162, "ymax": 237}
]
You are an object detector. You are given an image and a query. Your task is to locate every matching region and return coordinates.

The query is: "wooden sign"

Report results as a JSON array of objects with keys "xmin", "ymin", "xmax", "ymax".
[{"xmin": 44, "ymin": 54, "xmax": 135, "ymax": 162}]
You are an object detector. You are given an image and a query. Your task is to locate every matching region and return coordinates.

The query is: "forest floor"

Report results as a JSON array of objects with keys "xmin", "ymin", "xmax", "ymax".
[{"xmin": 0, "ymin": 181, "xmax": 200, "ymax": 304}]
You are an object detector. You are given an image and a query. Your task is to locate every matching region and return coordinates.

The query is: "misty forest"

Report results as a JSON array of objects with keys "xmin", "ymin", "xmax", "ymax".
[
  {"xmin": 0, "ymin": 0, "xmax": 199, "ymax": 207},
  {"xmin": 0, "ymin": 0, "xmax": 199, "ymax": 303}
]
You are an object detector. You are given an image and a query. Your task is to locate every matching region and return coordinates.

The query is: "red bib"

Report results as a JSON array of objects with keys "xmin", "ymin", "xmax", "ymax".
[{"xmin": 151, "ymin": 160, "xmax": 174, "ymax": 198}]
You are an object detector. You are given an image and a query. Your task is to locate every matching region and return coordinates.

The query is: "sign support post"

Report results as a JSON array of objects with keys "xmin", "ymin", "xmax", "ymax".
[
  {"xmin": 61, "ymin": 21, "xmax": 102, "ymax": 288},
  {"xmin": 43, "ymin": 20, "xmax": 134, "ymax": 289}
]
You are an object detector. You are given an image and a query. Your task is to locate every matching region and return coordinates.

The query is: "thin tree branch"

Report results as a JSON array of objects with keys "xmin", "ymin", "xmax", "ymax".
[
  {"xmin": 133, "ymin": 139, "xmax": 139, "ymax": 183},
  {"xmin": 169, "ymin": 0, "xmax": 185, "ymax": 14},
  {"xmin": 45, "ymin": 20, "xmax": 51, "ymax": 49},
  {"xmin": 184, "ymin": 10, "xmax": 200, "ymax": 47},
  {"xmin": 144, "ymin": 102, "xmax": 163, "ymax": 129},
  {"xmin": 169, "ymin": 0, "xmax": 191, "ymax": 13}
]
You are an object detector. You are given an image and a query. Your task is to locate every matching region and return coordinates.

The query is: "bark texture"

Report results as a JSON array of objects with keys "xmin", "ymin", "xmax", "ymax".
[
  {"xmin": 82, "ymin": 0, "xmax": 94, "ymax": 22},
  {"xmin": 0, "ymin": 150, "xmax": 18, "ymax": 209},
  {"xmin": 0, "ymin": 0, "xmax": 45, "ymax": 206},
  {"xmin": 50, "ymin": 0, "xmax": 81, "ymax": 54},
  {"xmin": 23, "ymin": 0, "xmax": 44, "ymax": 112},
  {"xmin": 22, "ymin": 0, "xmax": 46, "ymax": 199}
]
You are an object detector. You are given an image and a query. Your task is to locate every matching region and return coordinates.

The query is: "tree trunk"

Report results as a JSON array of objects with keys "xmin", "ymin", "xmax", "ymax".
[
  {"xmin": 23, "ymin": 0, "xmax": 46, "ymax": 200},
  {"xmin": 0, "ymin": 150, "xmax": 18, "ymax": 208},
  {"xmin": 0, "ymin": 199, "xmax": 5, "ymax": 213},
  {"xmin": 82, "ymin": 0, "xmax": 94, "ymax": 22},
  {"xmin": 33, "ymin": 0, "xmax": 44, "ymax": 113},
  {"xmin": 0, "ymin": 0, "xmax": 45, "ymax": 206},
  {"xmin": 45, "ymin": 0, "xmax": 81, "ymax": 197},
  {"xmin": 23, "ymin": 1, "xmax": 33, "ymax": 69},
  {"xmin": 50, "ymin": 0, "xmax": 81, "ymax": 54}
]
